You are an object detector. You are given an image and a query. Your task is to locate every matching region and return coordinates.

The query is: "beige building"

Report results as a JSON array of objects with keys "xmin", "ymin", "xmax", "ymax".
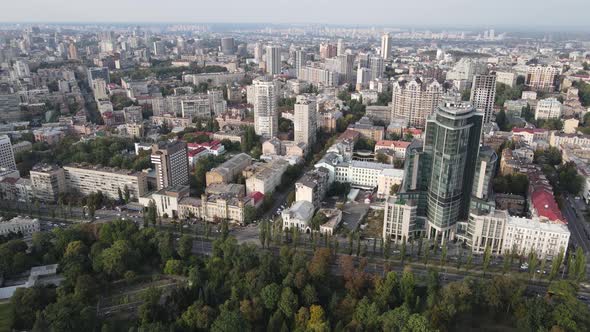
[
  {"xmin": 563, "ymin": 118, "xmax": 579, "ymax": 134},
  {"xmin": 295, "ymin": 167, "xmax": 330, "ymax": 208},
  {"xmin": 151, "ymin": 141, "xmax": 189, "ymax": 190},
  {"xmin": 525, "ymin": 65, "xmax": 560, "ymax": 92},
  {"xmin": 244, "ymin": 159, "xmax": 289, "ymax": 194},
  {"xmin": 465, "ymin": 209, "xmax": 508, "ymax": 254},
  {"xmin": 383, "ymin": 196, "xmax": 418, "ymax": 242},
  {"xmin": 535, "ymin": 98, "xmax": 562, "ymax": 120},
  {"xmin": 502, "ymin": 216, "xmax": 570, "ymax": 259},
  {"xmin": 63, "ymin": 164, "xmax": 148, "ymax": 200},
  {"xmin": 391, "ymin": 77, "xmax": 442, "ymax": 128},
  {"xmin": 206, "ymin": 153, "xmax": 252, "ymax": 185},
  {"xmin": 377, "ymin": 168, "xmax": 405, "ymax": 198},
  {"xmin": 347, "ymin": 117, "xmax": 384, "ymax": 142},
  {"xmin": 294, "ymin": 94, "xmax": 317, "ymax": 147},
  {"xmin": 30, "ymin": 164, "xmax": 65, "ymax": 202}
]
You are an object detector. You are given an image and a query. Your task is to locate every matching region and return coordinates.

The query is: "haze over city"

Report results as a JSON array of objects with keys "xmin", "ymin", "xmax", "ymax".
[{"xmin": 1, "ymin": 0, "xmax": 589, "ymax": 29}]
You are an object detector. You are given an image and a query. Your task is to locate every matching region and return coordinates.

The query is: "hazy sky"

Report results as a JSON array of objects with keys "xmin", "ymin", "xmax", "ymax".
[{"xmin": 2, "ymin": 0, "xmax": 589, "ymax": 28}]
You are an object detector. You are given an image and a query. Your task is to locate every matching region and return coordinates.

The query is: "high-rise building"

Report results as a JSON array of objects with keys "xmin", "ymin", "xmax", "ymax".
[
  {"xmin": 67, "ymin": 43, "xmax": 78, "ymax": 60},
  {"xmin": 265, "ymin": 45, "xmax": 281, "ymax": 75},
  {"xmin": 380, "ymin": 33, "xmax": 391, "ymax": 59},
  {"xmin": 319, "ymin": 43, "xmax": 337, "ymax": 59},
  {"xmin": 0, "ymin": 135, "xmax": 17, "ymax": 171},
  {"xmin": 470, "ymin": 73, "xmax": 497, "ymax": 124},
  {"xmin": 391, "ymin": 77, "xmax": 442, "ymax": 128},
  {"xmin": 402, "ymin": 101, "xmax": 484, "ymax": 244},
  {"xmin": 253, "ymin": 77, "xmax": 279, "ymax": 138},
  {"xmin": 368, "ymin": 56, "xmax": 384, "ymax": 80},
  {"xmin": 526, "ymin": 65, "xmax": 560, "ymax": 92},
  {"xmin": 30, "ymin": 164, "xmax": 65, "ymax": 203},
  {"xmin": 336, "ymin": 54, "xmax": 354, "ymax": 83},
  {"xmin": 92, "ymin": 78, "xmax": 108, "ymax": 101},
  {"xmin": 294, "ymin": 94, "xmax": 317, "ymax": 147},
  {"xmin": 87, "ymin": 67, "xmax": 110, "ymax": 86},
  {"xmin": 254, "ymin": 42, "xmax": 263, "ymax": 62},
  {"xmin": 0, "ymin": 91, "xmax": 21, "ymax": 123},
  {"xmin": 151, "ymin": 141, "xmax": 190, "ymax": 190},
  {"xmin": 152, "ymin": 41, "xmax": 166, "ymax": 56},
  {"xmin": 221, "ymin": 37, "xmax": 235, "ymax": 55},
  {"xmin": 294, "ymin": 50, "xmax": 306, "ymax": 77},
  {"xmin": 471, "ymin": 146, "xmax": 498, "ymax": 202},
  {"xmin": 337, "ymin": 39, "xmax": 345, "ymax": 56},
  {"xmin": 446, "ymin": 58, "xmax": 484, "ymax": 83}
]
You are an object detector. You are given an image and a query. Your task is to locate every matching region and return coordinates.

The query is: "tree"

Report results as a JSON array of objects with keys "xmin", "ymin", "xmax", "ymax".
[
  {"xmin": 496, "ymin": 109, "xmax": 509, "ymax": 131},
  {"xmin": 482, "ymin": 244, "xmax": 492, "ymax": 276},
  {"xmin": 550, "ymin": 247, "xmax": 565, "ymax": 280},
  {"xmin": 261, "ymin": 283, "xmax": 281, "ymax": 310},
  {"xmin": 307, "ymin": 305, "xmax": 329, "ymax": 332},
  {"xmin": 177, "ymin": 235, "xmax": 193, "ymax": 259},
  {"xmin": 278, "ymin": 287, "xmax": 299, "ymax": 318},
  {"xmin": 311, "ymin": 212, "xmax": 328, "ymax": 231},
  {"xmin": 43, "ymin": 295, "xmax": 95, "ymax": 332},
  {"xmin": 164, "ymin": 259, "xmax": 184, "ymax": 275},
  {"xmin": 100, "ymin": 240, "xmax": 136, "ymax": 278},
  {"xmin": 11, "ymin": 287, "xmax": 57, "ymax": 330}
]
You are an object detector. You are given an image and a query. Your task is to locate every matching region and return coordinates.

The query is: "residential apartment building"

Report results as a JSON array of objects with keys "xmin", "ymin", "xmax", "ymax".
[
  {"xmin": 253, "ymin": 77, "xmax": 279, "ymax": 138},
  {"xmin": 295, "ymin": 167, "xmax": 330, "ymax": 208},
  {"xmin": 0, "ymin": 216, "xmax": 40, "ymax": 237},
  {"xmin": 470, "ymin": 73, "xmax": 497, "ymax": 124},
  {"xmin": 535, "ymin": 98, "xmax": 562, "ymax": 120},
  {"xmin": 30, "ymin": 164, "xmax": 65, "ymax": 202},
  {"xmin": 265, "ymin": 45, "xmax": 281, "ymax": 75},
  {"xmin": 0, "ymin": 135, "xmax": 17, "ymax": 171},
  {"xmin": 391, "ymin": 77, "xmax": 442, "ymax": 128},
  {"xmin": 377, "ymin": 168, "xmax": 405, "ymax": 198},
  {"xmin": 63, "ymin": 164, "xmax": 148, "ymax": 200},
  {"xmin": 294, "ymin": 94, "xmax": 317, "ymax": 147},
  {"xmin": 525, "ymin": 65, "xmax": 560, "ymax": 92},
  {"xmin": 502, "ymin": 216, "xmax": 570, "ymax": 259}
]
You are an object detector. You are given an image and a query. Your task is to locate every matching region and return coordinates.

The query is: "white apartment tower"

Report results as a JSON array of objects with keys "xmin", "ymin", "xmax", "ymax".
[
  {"xmin": 380, "ymin": 33, "xmax": 391, "ymax": 59},
  {"xmin": 470, "ymin": 73, "xmax": 497, "ymax": 124},
  {"xmin": 294, "ymin": 94, "xmax": 317, "ymax": 147},
  {"xmin": 0, "ymin": 135, "xmax": 17, "ymax": 171},
  {"xmin": 391, "ymin": 77, "xmax": 442, "ymax": 128},
  {"xmin": 368, "ymin": 56, "xmax": 384, "ymax": 80},
  {"xmin": 253, "ymin": 77, "xmax": 279, "ymax": 138},
  {"xmin": 337, "ymin": 39, "xmax": 345, "ymax": 56},
  {"xmin": 266, "ymin": 45, "xmax": 281, "ymax": 76}
]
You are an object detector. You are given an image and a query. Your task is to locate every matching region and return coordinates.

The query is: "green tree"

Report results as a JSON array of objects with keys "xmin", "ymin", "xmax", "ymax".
[{"xmin": 278, "ymin": 287, "xmax": 299, "ymax": 318}]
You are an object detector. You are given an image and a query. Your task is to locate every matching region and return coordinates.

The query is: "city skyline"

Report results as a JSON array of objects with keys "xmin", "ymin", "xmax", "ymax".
[{"xmin": 1, "ymin": 0, "xmax": 589, "ymax": 29}]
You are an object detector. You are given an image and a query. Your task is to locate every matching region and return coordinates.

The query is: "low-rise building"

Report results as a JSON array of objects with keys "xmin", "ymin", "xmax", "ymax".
[
  {"xmin": 383, "ymin": 196, "xmax": 419, "ymax": 242},
  {"xmin": 282, "ymin": 200, "xmax": 315, "ymax": 233},
  {"xmin": 295, "ymin": 167, "xmax": 330, "ymax": 208},
  {"xmin": 502, "ymin": 215, "xmax": 570, "ymax": 259},
  {"xmin": 206, "ymin": 153, "xmax": 251, "ymax": 185},
  {"xmin": 0, "ymin": 216, "xmax": 40, "ymax": 237},
  {"xmin": 377, "ymin": 168, "xmax": 405, "ymax": 198},
  {"xmin": 347, "ymin": 116, "xmax": 384, "ymax": 141},
  {"xmin": 244, "ymin": 159, "xmax": 289, "ymax": 194},
  {"xmin": 535, "ymin": 98, "xmax": 562, "ymax": 120},
  {"xmin": 318, "ymin": 208, "xmax": 343, "ymax": 235},
  {"xmin": 374, "ymin": 140, "xmax": 411, "ymax": 159}
]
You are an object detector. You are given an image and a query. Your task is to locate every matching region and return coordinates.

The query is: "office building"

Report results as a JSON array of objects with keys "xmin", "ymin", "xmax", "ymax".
[
  {"xmin": 391, "ymin": 77, "xmax": 442, "ymax": 128},
  {"xmin": 220, "ymin": 37, "xmax": 235, "ymax": 55},
  {"xmin": 0, "ymin": 136, "xmax": 17, "ymax": 171},
  {"xmin": 0, "ymin": 92, "xmax": 21, "ymax": 123},
  {"xmin": 265, "ymin": 45, "xmax": 281, "ymax": 75},
  {"xmin": 294, "ymin": 94, "xmax": 317, "ymax": 146},
  {"xmin": 380, "ymin": 33, "xmax": 391, "ymax": 59},
  {"xmin": 151, "ymin": 141, "xmax": 190, "ymax": 190},
  {"xmin": 253, "ymin": 77, "xmax": 279, "ymax": 138},
  {"xmin": 63, "ymin": 164, "xmax": 148, "ymax": 200},
  {"xmin": 535, "ymin": 97, "xmax": 562, "ymax": 120},
  {"xmin": 470, "ymin": 73, "xmax": 497, "ymax": 124},
  {"xmin": 525, "ymin": 65, "xmax": 560, "ymax": 92}
]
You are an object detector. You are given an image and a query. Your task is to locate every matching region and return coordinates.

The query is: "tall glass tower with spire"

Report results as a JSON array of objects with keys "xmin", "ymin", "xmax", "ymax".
[
  {"xmin": 422, "ymin": 101, "xmax": 483, "ymax": 242},
  {"xmin": 400, "ymin": 100, "xmax": 484, "ymax": 243}
]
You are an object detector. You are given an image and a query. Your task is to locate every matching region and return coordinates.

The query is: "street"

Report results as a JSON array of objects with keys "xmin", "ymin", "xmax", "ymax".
[{"xmin": 563, "ymin": 194, "xmax": 590, "ymax": 252}]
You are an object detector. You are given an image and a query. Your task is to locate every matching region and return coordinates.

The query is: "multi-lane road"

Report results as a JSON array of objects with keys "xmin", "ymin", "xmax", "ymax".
[{"xmin": 562, "ymin": 195, "xmax": 590, "ymax": 252}]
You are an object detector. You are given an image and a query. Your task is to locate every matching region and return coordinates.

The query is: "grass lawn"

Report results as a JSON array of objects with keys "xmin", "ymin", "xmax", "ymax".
[{"xmin": 0, "ymin": 303, "xmax": 13, "ymax": 332}]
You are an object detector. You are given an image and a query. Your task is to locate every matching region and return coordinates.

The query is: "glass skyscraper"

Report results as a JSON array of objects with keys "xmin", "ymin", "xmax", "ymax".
[{"xmin": 401, "ymin": 101, "xmax": 484, "ymax": 243}]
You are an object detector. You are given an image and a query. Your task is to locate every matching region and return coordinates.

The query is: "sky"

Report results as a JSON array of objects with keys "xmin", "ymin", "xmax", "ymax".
[{"xmin": 1, "ymin": 0, "xmax": 589, "ymax": 29}]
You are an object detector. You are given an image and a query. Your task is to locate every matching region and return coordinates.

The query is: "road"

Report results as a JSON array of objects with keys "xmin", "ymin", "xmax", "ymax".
[{"xmin": 563, "ymin": 194, "xmax": 590, "ymax": 253}]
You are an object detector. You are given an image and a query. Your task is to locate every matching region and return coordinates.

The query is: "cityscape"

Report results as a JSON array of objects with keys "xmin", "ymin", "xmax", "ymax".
[{"xmin": 0, "ymin": 3, "xmax": 590, "ymax": 331}]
